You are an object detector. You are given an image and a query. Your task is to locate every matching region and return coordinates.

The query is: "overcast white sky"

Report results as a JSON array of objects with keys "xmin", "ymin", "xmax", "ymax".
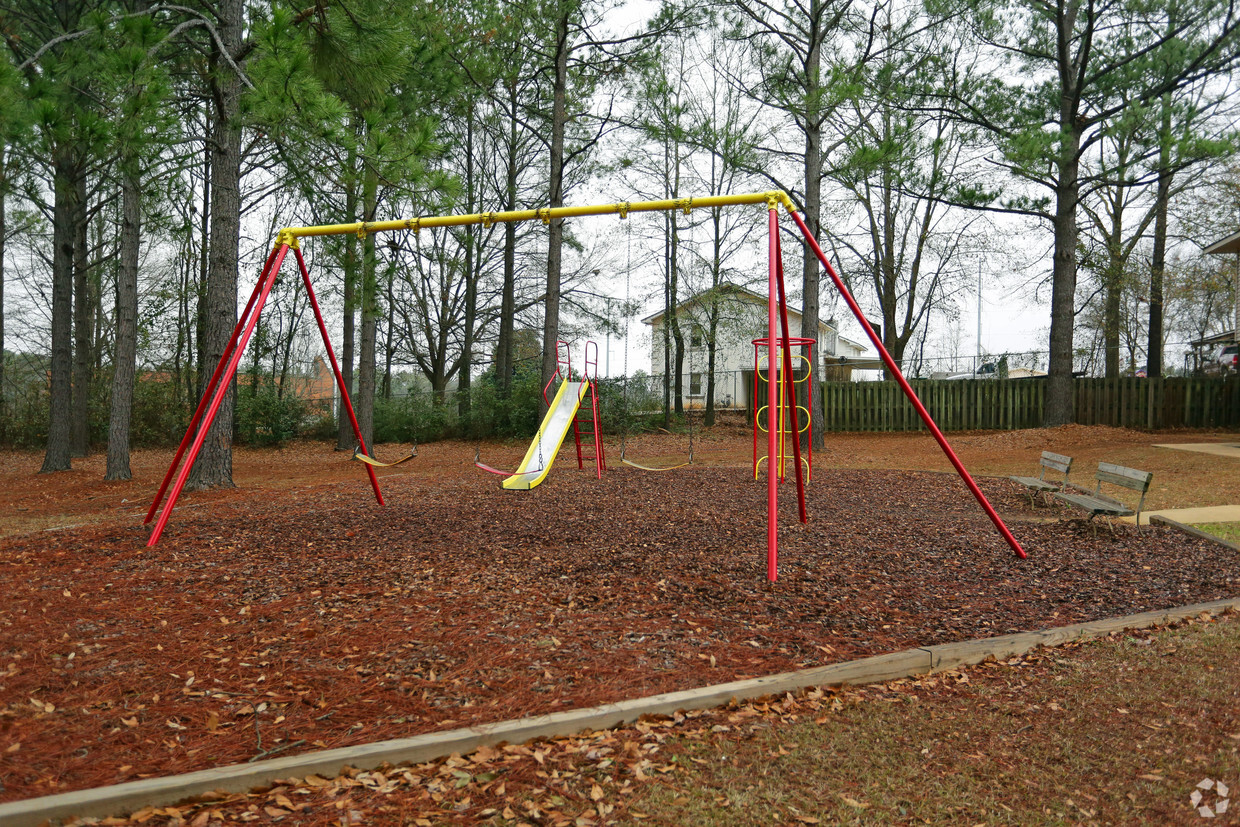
[{"xmin": 579, "ymin": 0, "xmax": 1057, "ymax": 377}]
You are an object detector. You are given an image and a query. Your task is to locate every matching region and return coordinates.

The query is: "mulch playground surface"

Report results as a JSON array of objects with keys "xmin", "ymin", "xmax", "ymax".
[{"xmin": 1, "ymin": 464, "xmax": 1238, "ymax": 804}]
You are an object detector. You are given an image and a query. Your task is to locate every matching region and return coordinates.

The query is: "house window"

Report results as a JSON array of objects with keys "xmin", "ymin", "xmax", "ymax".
[
  {"xmin": 690, "ymin": 328, "xmax": 703, "ymax": 348},
  {"xmin": 689, "ymin": 372, "xmax": 702, "ymax": 396}
]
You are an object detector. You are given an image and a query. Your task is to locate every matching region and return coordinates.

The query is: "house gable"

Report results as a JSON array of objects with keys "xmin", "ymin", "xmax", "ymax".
[{"xmin": 642, "ymin": 282, "xmax": 866, "ymax": 380}]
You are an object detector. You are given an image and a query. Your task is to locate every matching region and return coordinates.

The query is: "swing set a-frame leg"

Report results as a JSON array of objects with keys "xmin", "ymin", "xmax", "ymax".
[
  {"xmin": 145, "ymin": 245, "xmax": 282, "ymax": 530},
  {"xmin": 787, "ymin": 209, "xmax": 1027, "ymax": 561},
  {"xmin": 145, "ymin": 242, "xmax": 384, "ymax": 547},
  {"xmin": 146, "ymin": 244, "xmax": 290, "ymax": 546},
  {"xmin": 292, "ymin": 245, "xmax": 384, "ymax": 506}
]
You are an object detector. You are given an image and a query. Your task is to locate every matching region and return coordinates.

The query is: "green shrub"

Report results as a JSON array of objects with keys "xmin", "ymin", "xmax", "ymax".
[
  {"xmin": 304, "ymin": 408, "xmax": 338, "ymax": 441},
  {"xmin": 597, "ymin": 372, "xmax": 663, "ymax": 435},
  {"xmin": 461, "ymin": 366, "xmax": 542, "ymax": 440},
  {"xmin": 127, "ymin": 376, "xmax": 190, "ymax": 447},
  {"xmin": 374, "ymin": 393, "xmax": 453, "ymax": 444},
  {"xmin": 236, "ymin": 383, "xmax": 307, "ymax": 446},
  {"xmin": 2, "ymin": 376, "xmax": 49, "ymax": 448}
]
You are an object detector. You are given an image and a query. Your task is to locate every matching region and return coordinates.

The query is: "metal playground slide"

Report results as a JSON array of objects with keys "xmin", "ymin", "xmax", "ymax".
[{"xmin": 501, "ymin": 380, "xmax": 590, "ymax": 490}]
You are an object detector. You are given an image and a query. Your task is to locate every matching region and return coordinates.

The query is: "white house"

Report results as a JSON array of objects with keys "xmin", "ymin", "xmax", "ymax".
[{"xmin": 642, "ymin": 282, "xmax": 868, "ymax": 410}]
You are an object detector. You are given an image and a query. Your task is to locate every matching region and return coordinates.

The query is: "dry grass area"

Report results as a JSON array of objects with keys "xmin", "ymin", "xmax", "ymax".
[
  {"xmin": 1199, "ymin": 522, "xmax": 1240, "ymax": 544},
  {"xmin": 616, "ymin": 611, "xmax": 1240, "ymax": 826}
]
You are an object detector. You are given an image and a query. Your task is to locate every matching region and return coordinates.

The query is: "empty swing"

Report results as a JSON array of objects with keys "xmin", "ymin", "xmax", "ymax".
[
  {"xmin": 473, "ymin": 443, "xmax": 545, "ymax": 479},
  {"xmin": 351, "ymin": 443, "xmax": 417, "ymax": 468},
  {"xmin": 619, "ymin": 425, "xmax": 694, "ymax": 471}
]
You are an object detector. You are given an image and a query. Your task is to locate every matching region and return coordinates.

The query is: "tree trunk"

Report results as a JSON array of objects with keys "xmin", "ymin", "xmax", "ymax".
[
  {"xmin": 540, "ymin": 7, "xmax": 570, "ymax": 417},
  {"xmin": 0, "ymin": 146, "xmax": 6, "ymax": 441},
  {"xmin": 662, "ymin": 258, "xmax": 671, "ymax": 428},
  {"xmin": 195, "ymin": 107, "xmax": 211, "ymax": 403},
  {"xmin": 188, "ymin": 0, "xmax": 244, "ymax": 489},
  {"xmin": 1100, "ymin": 153, "xmax": 1128, "ymax": 379},
  {"xmin": 356, "ymin": 163, "xmax": 378, "ymax": 448},
  {"xmin": 800, "ymin": 0, "xmax": 824, "ymax": 449},
  {"xmin": 1148, "ymin": 92, "xmax": 1173, "ymax": 378},
  {"xmin": 336, "ymin": 123, "xmax": 359, "ymax": 449},
  {"xmin": 106, "ymin": 166, "xmax": 140, "ymax": 480},
  {"xmin": 1045, "ymin": 122, "xmax": 1082, "ymax": 426},
  {"xmin": 497, "ymin": 81, "xmax": 519, "ymax": 396},
  {"xmin": 459, "ymin": 110, "xmax": 476, "ymax": 421},
  {"xmin": 382, "ymin": 265, "xmax": 394, "ymax": 399},
  {"xmin": 1103, "ymin": 261, "xmax": 1121, "ymax": 378},
  {"xmin": 41, "ymin": 149, "xmax": 78, "ymax": 472},
  {"xmin": 705, "ymin": 208, "xmax": 723, "ymax": 427},
  {"xmin": 498, "ymin": 227, "xmax": 516, "ymax": 394},
  {"xmin": 174, "ymin": 245, "xmax": 187, "ymax": 411},
  {"xmin": 248, "ymin": 308, "xmax": 263, "ymax": 397},
  {"xmin": 704, "ymin": 325, "xmax": 717, "ymax": 425},
  {"xmin": 877, "ymin": 156, "xmax": 901, "ymax": 375},
  {"xmin": 71, "ymin": 171, "xmax": 91, "ymax": 456},
  {"xmin": 668, "ymin": 211, "xmax": 684, "ymax": 415}
]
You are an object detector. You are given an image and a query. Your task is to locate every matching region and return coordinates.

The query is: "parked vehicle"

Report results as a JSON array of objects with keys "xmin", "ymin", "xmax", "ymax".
[{"xmin": 1213, "ymin": 343, "xmax": 1239, "ymax": 376}]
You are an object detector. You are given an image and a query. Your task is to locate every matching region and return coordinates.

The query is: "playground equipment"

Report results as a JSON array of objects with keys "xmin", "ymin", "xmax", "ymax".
[
  {"xmin": 753, "ymin": 335, "xmax": 813, "ymax": 483},
  {"xmin": 751, "ymin": 230, "xmax": 812, "ymax": 493},
  {"xmin": 475, "ymin": 340, "xmax": 606, "ymax": 490},
  {"xmin": 144, "ymin": 190, "xmax": 1027, "ymax": 580},
  {"xmin": 351, "ymin": 443, "xmax": 417, "ymax": 468}
]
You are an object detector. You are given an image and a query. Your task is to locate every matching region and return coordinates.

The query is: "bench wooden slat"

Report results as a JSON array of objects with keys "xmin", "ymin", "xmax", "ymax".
[
  {"xmin": 1011, "ymin": 451, "xmax": 1073, "ymax": 502},
  {"xmin": 1055, "ymin": 461, "xmax": 1151, "ymax": 527},
  {"xmin": 1096, "ymin": 462, "xmax": 1152, "ymax": 492},
  {"xmin": 1053, "ymin": 492, "xmax": 1134, "ymax": 517},
  {"xmin": 1041, "ymin": 451, "xmax": 1072, "ymax": 474},
  {"xmin": 1010, "ymin": 476, "xmax": 1058, "ymax": 492}
]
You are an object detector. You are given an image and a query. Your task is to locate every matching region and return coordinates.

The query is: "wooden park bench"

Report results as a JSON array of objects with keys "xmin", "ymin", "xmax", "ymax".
[
  {"xmin": 1053, "ymin": 462, "xmax": 1153, "ymax": 531},
  {"xmin": 1010, "ymin": 451, "xmax": 1073, "ymax": 505}
]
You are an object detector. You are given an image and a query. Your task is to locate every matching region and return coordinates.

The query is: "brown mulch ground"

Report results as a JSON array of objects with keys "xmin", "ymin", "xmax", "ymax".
[
  {"xmin": 2, "ymin": 436, "xmax": 1239, "ymax": 805},
  {"xmin": 90, "ymin": 614, "xmax": 1234, "ymax": 827}
]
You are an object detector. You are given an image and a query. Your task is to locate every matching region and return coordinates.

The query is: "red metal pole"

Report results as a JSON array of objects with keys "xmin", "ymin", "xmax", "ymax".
[
  {"xmin": 774, "ymin": 232, "xmax": 807, "ymax": 524},
  {"xmin": 293, "ymin": 247, "xmax": 384, "ymax": 506},
  {"xmin": 788, "ymin": 210, "xmax": 1027, "ymax": 559},
  {"xmin": 145, "ymin": 246, "xmax": 279, "ymax": 525},
  {"xmin": 146, "ymin": 244, "xmax": 288, "ymax": 547},
  {"xmin": 767, "ymin": 206, "xmax": 779, "ymax": 582}
]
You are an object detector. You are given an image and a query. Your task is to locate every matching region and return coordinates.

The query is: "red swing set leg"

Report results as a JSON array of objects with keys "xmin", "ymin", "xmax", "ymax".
[
  {"xmin": 293, "ymin": 246, "xmax": 384, "ymax": 507},
  {"xmin": 145, "ymin": 242, "xmax": 383, "ymax": 547},
  {"xmin": 144, "ymin": 245, "xmax": 282, "ymax": 529},
  {"xmin": 786, "ymin": 209, "xmax": 1027, "ymax": 561}
]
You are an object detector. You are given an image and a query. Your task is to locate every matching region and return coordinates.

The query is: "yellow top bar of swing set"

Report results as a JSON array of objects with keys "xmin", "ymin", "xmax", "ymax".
[{"xmin": 273, "ymin": 191, "xmax": 799, "ymax": 247}]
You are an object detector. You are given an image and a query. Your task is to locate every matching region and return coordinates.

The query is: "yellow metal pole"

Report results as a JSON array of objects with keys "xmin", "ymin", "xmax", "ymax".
[{"xmin": 277, "ymin": 191, "xmax": 798, "ymax": 241}]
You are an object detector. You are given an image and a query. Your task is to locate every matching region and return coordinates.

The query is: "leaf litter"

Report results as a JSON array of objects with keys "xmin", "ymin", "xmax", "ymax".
[{"xmin": 0, "ymin": 460, "xmax": 1236, "ymax": 822}]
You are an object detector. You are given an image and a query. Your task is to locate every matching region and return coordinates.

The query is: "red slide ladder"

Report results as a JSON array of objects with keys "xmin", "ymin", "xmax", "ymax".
[{"xmin": 572, "ymin": 341, "xmax": 606, "ymax": 478}]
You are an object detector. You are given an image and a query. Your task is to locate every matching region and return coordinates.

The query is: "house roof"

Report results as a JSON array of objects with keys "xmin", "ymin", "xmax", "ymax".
[
  {"xmin": 641, "ymin": 281, "xmax": 867, "ymax": 354},
  {"xmin": 1203, "ymin": 230, "xmax": 1240, "ymax": 256},
  {"xmin": 1190, "ymin": 329, "xmax": 1237, "ymax": 348}
]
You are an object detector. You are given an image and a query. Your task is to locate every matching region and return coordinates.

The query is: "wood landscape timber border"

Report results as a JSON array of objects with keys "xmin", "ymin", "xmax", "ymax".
[
  {"xmin": 4, "ymin": 597, "xmax": 1239, "ymax": 827},
  {"xmin": 1149, "ymin": 514, "xmax": 1240, "ymax": 551}
]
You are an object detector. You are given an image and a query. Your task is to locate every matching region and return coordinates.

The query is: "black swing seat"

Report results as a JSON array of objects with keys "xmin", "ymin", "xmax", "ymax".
[{"xmin": 351, "ymin": 444, "xmax": 417, "ymax": 468}]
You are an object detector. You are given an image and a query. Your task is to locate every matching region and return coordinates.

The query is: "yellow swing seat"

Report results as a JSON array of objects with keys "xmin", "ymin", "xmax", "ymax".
[{"xmin": 351, "ymin": 444, "xmax": 417, "ymax": 468}]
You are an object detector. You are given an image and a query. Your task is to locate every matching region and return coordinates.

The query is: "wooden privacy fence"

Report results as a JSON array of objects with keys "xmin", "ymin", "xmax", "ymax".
[{"xmin": 817, "ymin": 376, "xmax": 1240, "ymax": 432}]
